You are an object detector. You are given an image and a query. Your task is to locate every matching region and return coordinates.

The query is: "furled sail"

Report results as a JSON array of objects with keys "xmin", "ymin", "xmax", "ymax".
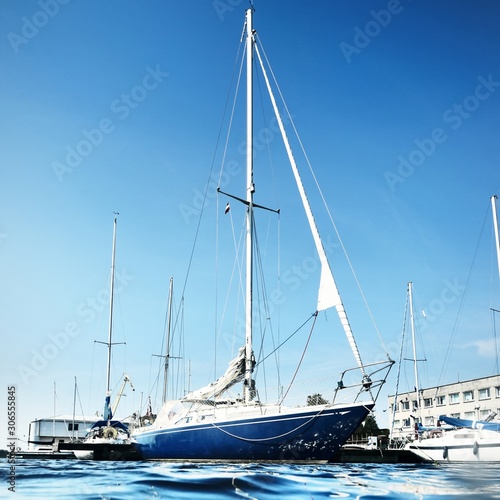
[{"xmin": 182, "ymin": 347, "xmax": 246, "ymax": 401}]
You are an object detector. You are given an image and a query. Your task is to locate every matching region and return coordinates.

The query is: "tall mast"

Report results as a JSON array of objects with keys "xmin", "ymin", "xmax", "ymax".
[
  {"xmin": 491, "ymin": 195, "xmax": 500, "ymax": 282},
  {"xmin": 100, "ymin": 213, "xmax": 119, "ymax": 422},
  {"xmin": 53, "ymin": 381, "xmax": 56, "ymax": 439},
  {"xmin": 408, "ymin": 282, "xmax": 421, "ymax": 424},
  {"xmin": 163, "ymin": 276, "xmax": 174, "ymax": 404},
  {"xmin": 106, "ymin": 215, "xmax": 118, "ymax": 397},
  {"xmin": 72, "ymin": 376, "xmax": 77, "ymax": 440},
  {"xmin": 244, "ymin": 7, "xmax": 255, "ymax": 404}
]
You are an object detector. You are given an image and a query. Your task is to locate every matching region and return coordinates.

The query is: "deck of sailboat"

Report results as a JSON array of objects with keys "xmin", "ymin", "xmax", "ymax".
[{"xmin": 134, "ymin": 399, "xmax": 374, "ymax": 432}]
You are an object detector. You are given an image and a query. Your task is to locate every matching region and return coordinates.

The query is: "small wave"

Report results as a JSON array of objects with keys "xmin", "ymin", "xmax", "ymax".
[{"xmin": 3, "ymin": 459, "xmax": 500, "ymax": 499}]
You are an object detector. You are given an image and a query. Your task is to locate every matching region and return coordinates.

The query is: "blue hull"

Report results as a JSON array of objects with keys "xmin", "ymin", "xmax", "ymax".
[{"xmin": 135, "ymin": 403, "xmax": 373, "ymax": 461}]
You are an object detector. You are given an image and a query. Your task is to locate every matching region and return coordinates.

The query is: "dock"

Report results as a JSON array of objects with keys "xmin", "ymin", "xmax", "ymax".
[
  {"xmin": 14, "ymin": 450, "xmax": 76, "ymax": 460},
  {"xmin": 330, "ymin": 446, "xmax": 424, "ymax": 463},
  {"xmin": 58, "ymin": 441, "xmax": 142, "ymax": 461}
]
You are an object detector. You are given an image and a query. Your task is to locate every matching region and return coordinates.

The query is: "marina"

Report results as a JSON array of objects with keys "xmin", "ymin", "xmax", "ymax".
[{"xmin": 2, "ymin": 1, "xmax": 500, "ymax": 497}]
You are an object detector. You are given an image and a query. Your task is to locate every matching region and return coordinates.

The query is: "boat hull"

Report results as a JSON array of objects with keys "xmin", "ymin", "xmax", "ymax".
[
  {"xmin": 63, "ymin": 439, "xmax": 140, "ymax": 461},
  {"xmin": 408, "ymin": 429, "xmax": 500, "ymax": 462},
  {"xmin": 134, "ymin": 402, "xmax": 373, "ymax": 461}
]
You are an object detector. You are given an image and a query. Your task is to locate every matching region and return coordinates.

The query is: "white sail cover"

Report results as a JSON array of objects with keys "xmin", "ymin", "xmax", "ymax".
[{"xmin": 182, "ymin": 347, "xmax": 246, "ymax": 401}]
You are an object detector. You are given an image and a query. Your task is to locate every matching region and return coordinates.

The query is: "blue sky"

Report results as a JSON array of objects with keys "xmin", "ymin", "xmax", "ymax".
[{"xmin": 1, "ymin": 0, "xmax": 500, "ymax": 449}]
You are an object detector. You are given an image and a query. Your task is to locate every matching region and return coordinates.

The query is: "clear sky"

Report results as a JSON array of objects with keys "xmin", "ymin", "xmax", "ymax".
[{"xmin": 1, "ymin": 0, "xmax": 500, "ymax": 449}]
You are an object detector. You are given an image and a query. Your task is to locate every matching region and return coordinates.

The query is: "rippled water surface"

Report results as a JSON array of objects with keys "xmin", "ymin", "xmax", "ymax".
[{"xmin": 2, "ymin": 459, "xmax": 500, "ymax": 499}]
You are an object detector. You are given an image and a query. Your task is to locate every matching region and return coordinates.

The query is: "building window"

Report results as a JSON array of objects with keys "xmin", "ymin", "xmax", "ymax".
[
  {"xmin": 436, "ymin": 395, "xmax": 446, "ymax": 406},
  {"xmin": 480, "ymin": 410, "xmax": 491, "ymax": 419},
  {"xmin": 424, "ymin": 416, "xmax": 434, "ymax": 426},
  {"xmin": 479, "ymin": 388, "xmax": 491, "ymax": 400},
  {"xmin": 423, "ymin": 398, "xmax": 433, "ymax": 408},
  {"xmin": 68, "ymin": 423, "xmax": 79, "ymax": 431},
  {"xmin": 450, "ymin": 413, "xmax": 460, "ymax": 418},
  {"xmin": 402, "ymin": 418, "xmax": 411, "ymax": 427},
  {"xmin": 464, "ymin": 411, "xmax": 475, "ymax": 419},
  {"xmin": 496, "ymin": 387, "xmax": 500, "ymax": 398},
  {"xmin": 449, "ymin": 393, "xmax": 460, "ymax": 404},
  {"xmin": 401, "ymin": 400, "xmax": 410, "ymax": 411},
  {"xmin": 463, "ymin": 390, "xmax": 474, "ymax": 402}
]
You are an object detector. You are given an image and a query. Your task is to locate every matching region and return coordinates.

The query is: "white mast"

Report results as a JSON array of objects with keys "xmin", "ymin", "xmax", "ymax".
[
  {"xmin": 491, "ymin": 195, "xmax": 500, "ymax": 282},
  {"xmin": 244, "ymin": 7, "xmax": 255, "ymax": 404},
  {"xmin": 106, "ymin": 215, "xmax": 118, "ymax": 398},
  {"xmin": 163, "ymin": 276, "xmax": 174, "ymax": 404},
  {"xmin": 408, "ymin": 282, "xmax": 421, "ymax": 424},
  {"xmin": 53, "ymin": 381, "xmax": 56, "ymax": 440},
  {"xmin": 72, "ymin": 376, "xmax": 77, "ymax": 440},
  {"xmin": 99, "ymin": 213, "xmax": 119, "ymax": 422}
]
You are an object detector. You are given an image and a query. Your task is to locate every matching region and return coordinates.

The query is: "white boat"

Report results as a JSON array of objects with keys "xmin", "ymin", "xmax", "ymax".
[
  {"xmin": 408, "ymin": 427, "xmax": 500, "ymax": 462},
  {"xmin": 131, "ymin": 8, "xmax": 393, "ymax": 462},
  {"xmin": 407, "ymin": 195, "xmax": 500, "ymax": 462}
]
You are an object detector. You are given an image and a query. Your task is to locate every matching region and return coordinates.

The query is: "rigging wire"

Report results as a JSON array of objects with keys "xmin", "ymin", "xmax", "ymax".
[
  {"xmin": 390, "ymin": 287, "xmax": 409, "ymax": 440},
  {"xmin": 492, "ymin": 306, "xmax": 500, "ymax": 375},
  {"xmin": 410, "ymin": 286, "xmax": 430, "ymax": 387},
  {"xmin": 147, "ymin": 283, "xmax": 187, "ymax": 406},
  {"xmin": 490, "ymin": 194, "xmax": 500, "ymax": 374},
  {"xmin": 180, "ymin": 29, "xmax": 244, "ymax": 309},
  {"xmin": 220, "ymin": 207, "xmax": 245, "ymax": 342},
  {"xmin": 252, "ymin": 218, "xmax": 274, "ymax": 395},
  {"xmin": 437, "ymin": 201, "xmax": 491, "ymax": 386},
  {"xmin": 114, "ymin": 291, "xmax": 128, "ymax": 398},
  {"xmin": 279, "ymin": 312, "xmax": 318, "ymax": 404},
  {"xmin": 168, "ymin": 33, "xmax": 244, "ymax": 390},
  {"xmin": 256, "ymin": 312, "xmax": 316, "ymax": 368},
  {"xmin": 213, "ymin": 33, "xmax": 283, "ymax": 393},
  {"xmin": 88, "ymin": 341, "xmax": 96, "ymax": 415},
  {"xmin": 255, "ymin": 34, "xmax": 389, "ymax": 356},
  {"xmin": 213, "ymin": 35, "xmax": 246, "ymax": 383},
  {"xmin": 253, "ymin": 50, "xmax": 283, "ymax": 393}
]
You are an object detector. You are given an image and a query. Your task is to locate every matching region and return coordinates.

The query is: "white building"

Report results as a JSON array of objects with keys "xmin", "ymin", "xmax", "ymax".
[
  {"xmin": 28, "ymin": 415, "xmax": 97, "ymax": 451},
  {"xmin": 388, "ymin": 375, "xmax": 500, "ymax": 439}
]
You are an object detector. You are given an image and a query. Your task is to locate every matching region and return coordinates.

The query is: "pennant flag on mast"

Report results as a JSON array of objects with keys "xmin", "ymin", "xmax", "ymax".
[{"xmin": 224, "ymin": 202, "xmax": 231, "ymax": 214}]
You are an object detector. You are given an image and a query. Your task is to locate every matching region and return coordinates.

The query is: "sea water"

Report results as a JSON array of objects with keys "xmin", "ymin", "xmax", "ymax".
[{"xmin": 1, "ymin": 459, "xmax": 499, "ymax": 499}]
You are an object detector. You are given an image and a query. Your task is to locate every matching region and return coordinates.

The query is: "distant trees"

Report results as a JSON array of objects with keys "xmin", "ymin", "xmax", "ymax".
[
  {"xmin": 306, "ymin": 393, "xmax": 329, "ymax": 406},
  {"xmin": 351, "ymin": 413, "xmax": 389, "ymax": 442},
  {"xmin": 361, "ymin": 414, "xmax": 380, "ymax": 435}
]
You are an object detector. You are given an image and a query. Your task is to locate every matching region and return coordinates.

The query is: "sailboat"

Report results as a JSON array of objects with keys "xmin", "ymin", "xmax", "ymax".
[
  {"xmin": 68, "ymin": 216, "xmax": 138, "ymax": 460},
  {"xmin": 388, "ymin": 281, "xmax": 425, "ymax": 449},
  {"xmin": 408, "ymin": 195, "xmax": 500, "ymax": 462},
  {"xmin": 131, "ymin": 8, "xmax": 393, "ymax": 462}
]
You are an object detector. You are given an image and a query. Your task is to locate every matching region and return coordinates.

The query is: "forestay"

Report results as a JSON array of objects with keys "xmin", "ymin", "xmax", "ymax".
[{"xmin": 253, "ymin": 41, "xmax": 366, "ymax": 374}]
